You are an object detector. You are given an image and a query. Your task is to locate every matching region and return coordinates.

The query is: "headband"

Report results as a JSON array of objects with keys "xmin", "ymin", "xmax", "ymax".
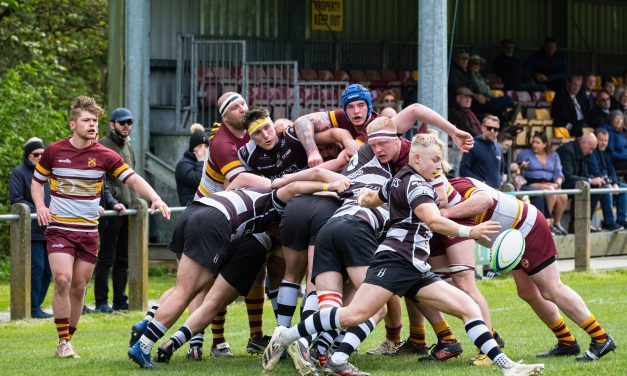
[
  {"xmin": 219, "ymin": 94, "xmax": 244, "ymax": 117},
  {"xmin": 248, "ymin": 117, "xmax": 272, "ymax": 135},
  {"xmin": 367, "ymin": 130, "xmax": 397, "ymax": 140}
]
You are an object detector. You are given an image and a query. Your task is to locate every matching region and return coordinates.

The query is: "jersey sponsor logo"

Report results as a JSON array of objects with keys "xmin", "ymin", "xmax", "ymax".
[
  {"xmin": 51, "ymin": 243, "xmax": 65, "ymax": 248},
  {"xmin": 213, "ymin": 253, "xmax": 221, "ymax": 264},
  {"xmin": 392, "ymin": 178, "xmax": 401, "ymax": 188},
  {"xmin": 58, "ymin": 159, "xmax": 71, "ymax": 163},
  {"xmin": 87, "ymin": 158, "xmax": 96, "ymax": 168},
  {"xmin": 345, "ymin": 168, "xmax": 363, "ymax": 181},
  {"xmin": 377, "ymin": 268, "xmax": 387, "ymax": 277},
  {"xmin": 346, "ymin": 153, "xmax": 359, "ymax": 171}
]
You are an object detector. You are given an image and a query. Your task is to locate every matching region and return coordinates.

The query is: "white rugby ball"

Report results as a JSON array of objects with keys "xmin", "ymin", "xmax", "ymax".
[{"xmin": 490, "ymin": 229, "xmax": 525, "ymax": 273}]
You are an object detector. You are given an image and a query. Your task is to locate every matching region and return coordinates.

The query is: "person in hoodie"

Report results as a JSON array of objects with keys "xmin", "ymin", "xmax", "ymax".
[{"xmin": 175, "ymin": 123, "xmax": 208, "ymax": 206}]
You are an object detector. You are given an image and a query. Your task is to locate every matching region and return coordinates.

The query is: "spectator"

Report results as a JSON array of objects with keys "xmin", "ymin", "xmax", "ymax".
[
  {"xmin": 469, "ymin": 54, "xmax": 516, "ymax": 118},
  {"xmin": 448, "ymin": 87, "xmax": 482, "ymax": 136},
  {"xmin": 448, "ymin": 50, "xmax": 476, "ymax": 103},
  {"xmin": 516, "ymin": 132, "xmax": 568, "ymax": 235},
  {"xmin": 175, "ymin": 123, "xmax": 209, "ymax": 206},
  {"xmin": 492, "ymin": 38, "xmax": 547, "ymax": 91},
  {"xmin": 377, "ymin": 89, "xmax": 399, "ymax": 112},
  {"xmin": 551, "ymin": 74, "xmax": 588, "ymax": 137},
  {"xmin": 93, "ymin": 107, "xmax": 138, "ymax": 313},
  {"xmin": 556, "ymin": 133, "xmax": 599, "ymax": 232},
  {"xmin": 601, "ymin": 110, "xmax": 627, "ymax": 173},
  {"xmin": 525, "ymin": 37, "xmax": 569, "ymax": 91},
  {"xmin": 9, "ymin": 137, "xmax": 52, "ymax": 319},
  {"xmin": 589, "ymin": 91, "xmax": 612, "ymax": 129},
  {"xmin": 586, "ymin": 127, "xmax": 626, "ymax": 230},
  {"xmin": 601, "ymin": 76, "xmax": 620, "ymax": 111},
  {"xmin": 618, "ymin": 69, "xmax": 627, "ymax": 97},
  {"xmin": 459, "ymin": 115, "xmax": 504, "ymax": 188},
  {"xmin": 578, "ymin": 72, "xmax": 597, "ymax": 117},
  {"xmin": 615, "ymin": 88, "xmax": 627, "ymax": 113}
]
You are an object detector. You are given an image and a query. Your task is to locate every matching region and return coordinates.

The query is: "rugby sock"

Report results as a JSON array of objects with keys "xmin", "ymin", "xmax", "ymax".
[
  {"xmin": 408, "ymin": 323, "xmax": 427, "ymax": 346},
  {"xmin": 385, "ymin": 324, "xmax": 402, "ymax": 346},
  {"xmin": 316, "ymin": 330, "xmax": 339, "ymax": 354},
  {"xmin": 189, "ymin": 330, "xmax": 204, "ymax": 349},
  {"xmin": 464, "ymin": 318, "xmax": 515, "ymax": 369},
  {"xmin": 301, "ymin": 291, "xmax": 318, "ymax": 320},
  {"xmin": 331, "ymin": 318, "xmax": 376, "ymax": 364},
  {"xmin": 211, "ymin": 309, "xmax": 227, "ymax": 347},
  {"xmin": 144, "ymin": 304, "xmax": 159, "ymax": 321},
  {"xmin": 548, "ymin": 316, "xmax": 576, "ymax": 345},
  {"xmin": 266, "ymin": 287, "xmax": 279, "ymax": 318},
  {"xmin": 139, "ymin": 319, "xmax": 167, "ymax": 355},
  {"xmin": 579, "ymin": 315, "xmax": 608, "ymax": 343},
  {"xmin": 277, "ymin": 280, "xmax": 301, "ymax": 327},
  {"xmin": 245, "ymin": 277, "xmax": 265, "ymax": 340},
  {"xmin": 55, "ymin": 318, "xmax": 70, "ymax": 341},
  {"xmin": 433, "ymin": 320, "xmax": 457, "ymax": 343},
  {"xmin": 68, "ymin": 326, "xmax": 77, "ymax": 341},
  {"xmin": 282, "ymin": 307, "xmax": 341, "ymax": 346},
  {"xmin": 170, "ymin": 325, "xmax": 193, "ymax": 351}
]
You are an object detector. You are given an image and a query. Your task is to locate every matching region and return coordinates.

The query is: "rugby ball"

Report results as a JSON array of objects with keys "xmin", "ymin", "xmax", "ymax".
[{"xmin": 490, "ymin": 229, "xmax": 525, "ymax": 273}]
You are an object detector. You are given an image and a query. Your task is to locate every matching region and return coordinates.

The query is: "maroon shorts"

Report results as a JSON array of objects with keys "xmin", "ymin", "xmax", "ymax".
[
  {"xmin": 429, "ymin": 217, "xmax": 475, "ymax": 257},
  {"xmin": 45, "ymin": 228, "xmax": 99, "ymax": 264},
  {"xmin": 515, "ymin": 211, "xmax": 557, "ymax": 275}
]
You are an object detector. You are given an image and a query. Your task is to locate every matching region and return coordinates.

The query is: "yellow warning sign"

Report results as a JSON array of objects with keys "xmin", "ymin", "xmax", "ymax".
[{"xmin": 312, "ymin": 0, "xmax": 343, "ymax": 32}]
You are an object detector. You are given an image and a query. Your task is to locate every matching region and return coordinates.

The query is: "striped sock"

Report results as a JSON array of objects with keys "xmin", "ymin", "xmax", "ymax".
[
  {"xmin": 144, "ymin": 304, "xmax": 159, "ymax": 321},
  {"xmin": 385, "ymin": 324, "xmax": 402, "ymax": 345},
  {"xmin": 277, "ymin": 280, "xmax": 301, "ymax": 327},
  {"xmin": 332, "ymin": 318, "xmax": 376, "ymax": 364},
  {"xmin": 55, "ymin": 318, "xmax": 70, "ymax": 341},
  {"xmin": 139, "ymin": 320, "xmax": 167, "ymax": 355},
  {"xmin": 245, "ymin": 277, "xmax": 266, "ymax": 339},
  {"xmin": 68, "ymin": 326, "xmax": 77, "ymax": 341},
  {"xmin": 316, "ymin": 330, "xmax": 339, "ymax": 354},
  {"xmin": 579, "ymin": 315, "xmax": 608, "ymax": 343},
  {"xmin": 408, "ymin": 323, "xmax": 427, "ymax": 346},
  {"xmin": 211, "ymin": 309, "xmax": 227, "ymax": 347},
  {"xmin": 465, "ymin": 318, "xmax": 514, "ymax": 369},
  {"xmin": 433, "ymin": 320, "xmax": 456, "ymax": 343},
  {"xmin": 301, "ymin": 291, "xmax": 318, "ymax": 321},
  {"xmin": 189, "ymin": 330, "xmax": 204, "ymax": 349},
  {"xmin": 283, "ymin": 307, "xmax": 342, "ymax": 345},
  {"xmin": 548, "ymin": 316, "xmax": 576, "ymax": 345},
  {"xmin": 170, "ymin": 325, "xmax": 193, "ymax": 351},
  {"xmin": 266, "ymin": 287, "xmax": 279, "ymax": 318}
]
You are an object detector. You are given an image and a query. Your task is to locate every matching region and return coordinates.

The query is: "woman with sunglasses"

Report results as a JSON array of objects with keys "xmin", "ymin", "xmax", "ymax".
[{"xmin": 9, "ymin": 137, "xmax": 52, "ymax": 319}]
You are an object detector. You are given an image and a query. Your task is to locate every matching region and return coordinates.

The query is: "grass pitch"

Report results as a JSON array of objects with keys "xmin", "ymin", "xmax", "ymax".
[{"xmin": 0, "ymin": 270, "xmax": 624, "ymax": 375}]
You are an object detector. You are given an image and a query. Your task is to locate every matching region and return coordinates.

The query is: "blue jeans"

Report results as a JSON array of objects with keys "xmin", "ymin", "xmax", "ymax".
[
  {"xmin": 590, "ymin": 183, "xmax": 627, "ymax": 226},
  {"xmin": 31, "ymin": 240, "xmax": 52, "ymax": 312}
]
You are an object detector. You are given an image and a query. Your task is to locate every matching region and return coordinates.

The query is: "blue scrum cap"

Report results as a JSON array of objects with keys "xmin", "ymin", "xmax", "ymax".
[{"xmin": 342, "ymin": 84, "xmax": 372, "ymax": 120}]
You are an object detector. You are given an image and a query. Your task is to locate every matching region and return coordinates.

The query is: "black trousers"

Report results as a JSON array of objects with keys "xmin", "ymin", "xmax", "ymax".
[{"xmin": 94, "ymin": 216, "xmax": 129, "ymax": 307}]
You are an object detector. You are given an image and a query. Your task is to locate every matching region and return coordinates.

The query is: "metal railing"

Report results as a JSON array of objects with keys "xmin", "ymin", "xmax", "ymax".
[{"xmin": 3, "ymin": 182, "xmax": 627, "ymax": 320}]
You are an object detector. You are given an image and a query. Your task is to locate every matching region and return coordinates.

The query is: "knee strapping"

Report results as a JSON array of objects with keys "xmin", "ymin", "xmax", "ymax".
[
  {"xmin": 317, "ymin": 290, "xmax": 343, "ymax": 308},
  {"xmin": 449, "ymin": 264, "xmax": 475, "ymax": 274}
]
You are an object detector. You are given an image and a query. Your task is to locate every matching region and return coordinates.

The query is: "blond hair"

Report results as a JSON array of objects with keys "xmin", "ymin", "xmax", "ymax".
[
  {"xmin": 190, "ymin": 123, "xmax": 205, "ymax": 134},
  {"xmin": 366, "ymin": 116, "xmax": 397, "ymax": 135},
  {"xmin": 410, "ymin": 133, "xmax": 440, "ymax": 154},
  {"xmin": 70, "ymin": 96, "xmax": 103, "ymax": 121}
]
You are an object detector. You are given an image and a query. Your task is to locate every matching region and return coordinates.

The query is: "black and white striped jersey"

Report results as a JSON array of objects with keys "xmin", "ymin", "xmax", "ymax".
[
  {"xmin": 237, "ymin": 126, "xmax": 308, "ymax": 180},
  {"xmin": 332, "ymin": 143, "xmax": 394, "ymax": 239},
  {"xmin": 377, "ymin": 165, "xmax": 437, "ymax": 272},
  {"xmin": 197, "ymin": 188, "xmax": 286, "ymax": 241}
]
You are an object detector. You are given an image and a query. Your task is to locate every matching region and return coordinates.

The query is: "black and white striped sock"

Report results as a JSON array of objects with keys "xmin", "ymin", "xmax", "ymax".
[
  {"xmin": 282, "ymin": 307, "xmax": 342, "ymax": 345},
  {"xmin": 331, "ymin": 318, "xmax": 375, "ymax": 364},
  {"xmin": 139, "ymin": 319, "xmax": 167, "ymax": 354},
  {"xmin": 464, "ymin": 318, "xmax": 515, "ymax": 369},
  {"xmin": 266, "ymin": 287, "xmax": 279, "ymax": 318},
  {"xmin": 189, "ymin": 330, "xmax": 204, "ymax": 349},
  {"xmin": 170, "ymin": 325, "xmax": 193, "ymax": 351},
  {"xmin": 277, "ymin": 280, "xmax": 301, "ymax": 327}
]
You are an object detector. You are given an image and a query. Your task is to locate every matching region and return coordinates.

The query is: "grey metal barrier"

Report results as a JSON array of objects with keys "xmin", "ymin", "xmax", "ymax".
[{"xmin": 3, "ymin": 183, "xmax": 627, "ymax": 320}]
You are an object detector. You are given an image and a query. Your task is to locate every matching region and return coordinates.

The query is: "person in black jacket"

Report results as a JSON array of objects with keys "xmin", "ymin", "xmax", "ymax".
[
  {"xmin": 588, "ymin": 91, "xmax": 612, "ymax": 129},
  {"xmin": 9, "ymin": 138, "xmax": 52, "ymax": 318},
  {"xmin": 551, "ymin": 75, "xmax": 588, "ymax": 137},
  {"xmin": 175, "ymin": 123, "xmax": 208, "ymax": 206}
]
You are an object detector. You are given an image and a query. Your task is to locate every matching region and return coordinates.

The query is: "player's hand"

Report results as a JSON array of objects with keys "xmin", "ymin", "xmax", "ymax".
[
  {"xmin": 342, "ymin": 139, "xmax": 360, "ymax": 158},
  {"xmin": 307, "ymin": 150, "xmax": 323, "ymax": 167},
  {"xmin": 470, "ymin": 220, "xmax": 501, "ymax": 241},
  {"xmin": 327, "ymin": 177, "xmax": 351, "ymax": 193},
  {"xmin": 274, "ymin": 119, "xmax": 293, "ymax": 135},
  {"xmin": 452, "ymin": 129, "xmax": 474, "ymax": 152},
  {"xmin": 36, "ymin": 205, "xmax": 51, "ymax": 226},
  {"xmin": 113, "ymin": 203, "xmax": 127, "ymax": 216},
  {"xmin": 97, "ymin": 205, "xmax": 105, "ymax": 217},
  {"xmin": 271, "ymin": 175, "xmax": 289, "ymax": 189},
  {"xmin": 439, "ymin": 207, "xmax": 450, "ymax": 218},
  {"xmin": 151, "ymin": 198, "xmax": 171, "ymax": 219}
]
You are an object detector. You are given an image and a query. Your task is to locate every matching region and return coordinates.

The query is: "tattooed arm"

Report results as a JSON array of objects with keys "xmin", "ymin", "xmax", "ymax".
[{"xmin": 294, "ymin": 111, "xmax": 333, "ymax": 167}]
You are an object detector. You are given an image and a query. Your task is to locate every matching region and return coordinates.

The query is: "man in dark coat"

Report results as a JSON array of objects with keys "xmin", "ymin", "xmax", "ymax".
[{"xmin": 175, "ymin": 124, "xmax": 209, "ymax": 206}]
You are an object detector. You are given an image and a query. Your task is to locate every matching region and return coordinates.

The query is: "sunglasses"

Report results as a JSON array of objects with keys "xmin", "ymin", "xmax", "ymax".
[
  {"xmin": 117, "ymin": 120, "xmax": 133, "ymax": 126},
  {"xmin": 485, "ymin": 126, "xmax": 500, "ymax": 132},
  {"xmin": 598, "ymin": 98, "xmax": 610, "ymax": 102},
  {"xmin": 31, "ymin": 152, "xmax": 42, "ymax": 157}
]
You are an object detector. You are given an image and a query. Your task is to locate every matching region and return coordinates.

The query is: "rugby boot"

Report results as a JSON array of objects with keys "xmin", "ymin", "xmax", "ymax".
[
  {"xmin": 536, "ymin": 342, "xmax": 580, "ymax": 358},
  {"xmin": 418, "ymin": 340, "xmax": 463, "ymax": 361},
  {"xmin": 576, "ymin": 335, "xmax": 616, "ymax": 361}
]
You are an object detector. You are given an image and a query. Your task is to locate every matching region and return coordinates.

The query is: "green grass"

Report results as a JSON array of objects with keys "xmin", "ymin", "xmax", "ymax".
[{"xmin": 0, "ymin": 270, "xmax": 625, "ymax": 375}]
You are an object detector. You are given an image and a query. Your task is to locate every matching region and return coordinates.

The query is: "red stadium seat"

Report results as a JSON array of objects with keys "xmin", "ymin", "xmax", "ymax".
[
  {"xmin": 333, "ymin": 70, "xmax": 350, "ymax": 82},
  {"xmin": 317, "ymin": 69, "xmax": 334, "ymax": 81},
  {"xmin": 300, "ymin": 69, "xmax": 318, "ymax": 81}
]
